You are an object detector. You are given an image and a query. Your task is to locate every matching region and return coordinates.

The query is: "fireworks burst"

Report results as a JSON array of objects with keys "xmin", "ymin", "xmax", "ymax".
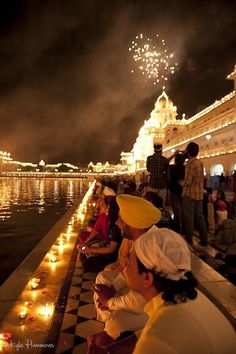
[{"xmin": 129, "ymin": 34, "xmax": 178, "ymax": 86}]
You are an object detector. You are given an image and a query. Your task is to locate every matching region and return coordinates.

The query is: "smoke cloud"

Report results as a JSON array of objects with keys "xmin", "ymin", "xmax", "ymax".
[{"xmin": 0, "ymin": 0, "xmax": 235, "ymax": 164}]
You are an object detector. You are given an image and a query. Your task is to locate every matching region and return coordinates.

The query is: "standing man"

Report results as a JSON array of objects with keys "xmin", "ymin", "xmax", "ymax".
[
  {"xmin": 146, "ymin": 143, "xmax": 169, "ymax": 204},
  {"xmin": 169, "ymin": 153, "xmax": 185, "ymax": 233},
  {"xmin": 182, "ymin": 142, "xmax": 208, "ymax": 245}
]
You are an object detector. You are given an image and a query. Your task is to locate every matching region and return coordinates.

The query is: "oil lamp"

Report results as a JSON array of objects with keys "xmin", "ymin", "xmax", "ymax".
[
  {"xmin": 49, "ymin": 251, "xmax": 57, "ymax": 263},
  {"xmin": 29, "ymin": 277, "xmax": 40, "ymax": 290},
  {"xmin": 50, "ymin": 262, "xmax": 56, "ymax": 271},
  {"xmin": 39, "ymin": 303, "xmax": 53, "ymax": 317},
  {"xmin": 67, "ymin": 225, "xmax": 72, "ymax": 233},
  {"xmin": 18, "ymin": 310, "xmax": 27, "ymax": 319},
  {"xmin": 58, "ymin": 238, "xmax": 64, "ymax": 246},
  {"xmin": 78, "ymin": 213, "xmax": 85, "ymax": 222},
  {"xmin": 0, "ymin": 339, "xmax": 6, "ymax": 352}
]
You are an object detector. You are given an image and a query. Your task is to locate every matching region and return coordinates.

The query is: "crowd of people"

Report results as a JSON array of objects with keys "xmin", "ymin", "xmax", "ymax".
[
  {"xmin": 146, "ymin": 142, "xmax": 236, "ymax": 244},
  {"xmin": 146, "ymin": 141, "xmax": 208, "ymax": 245},
  {"xmin": 75, "ymin": 141, "xmax": 236, "ymax": 353}
]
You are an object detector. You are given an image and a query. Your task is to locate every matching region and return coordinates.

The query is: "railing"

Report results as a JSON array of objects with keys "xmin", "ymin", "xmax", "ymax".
[{"xmin": 0, "ymin": 171, "xmax": 129, "ymax": 178}]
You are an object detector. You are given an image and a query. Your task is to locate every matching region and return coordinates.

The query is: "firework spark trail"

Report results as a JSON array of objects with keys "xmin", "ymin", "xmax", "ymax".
[{"xmin": 129, "ymin": 34, "xmax": 178, "ymax": 86}]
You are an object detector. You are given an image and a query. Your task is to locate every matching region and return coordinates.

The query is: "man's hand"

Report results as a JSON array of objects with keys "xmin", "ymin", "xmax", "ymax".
[
  {"xmin": 83, "ymin": 238, "xmax": 90, "ymax": 245},
  {"xmin": 97, "ymin": 298, "xmax": 109, "ymax": 311},
  {"xmin": 80, "ymin": 246, "xmax": 92, "ymax": 254},
  {"xmin": 178, "ymin": 179, "xmax": 184, "ymax": 186},
  {"xmin": 93, "ymin": 284, "xmax": 116, "ymax": 307}
]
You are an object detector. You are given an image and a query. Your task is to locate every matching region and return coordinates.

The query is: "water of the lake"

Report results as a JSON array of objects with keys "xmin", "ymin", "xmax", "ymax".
[{"xmin": 0, "ymin": 177, "xmax": 88, "ymax": 285}]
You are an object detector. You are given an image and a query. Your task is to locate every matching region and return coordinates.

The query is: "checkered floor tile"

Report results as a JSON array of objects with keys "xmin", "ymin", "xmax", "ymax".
[{"xmin": 56, "ymin": 258, "xmax": 104, "ymax": 354}]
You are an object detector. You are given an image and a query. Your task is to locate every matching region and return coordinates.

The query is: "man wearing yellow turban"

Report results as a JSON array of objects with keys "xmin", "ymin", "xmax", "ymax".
[
  {"xmin": 116, "ymin": 193, "xmax": 162, "ymax": 229},
  {"xmin": 88, "ymin": 195, "xmax": 162, "ymax": 352},
  {"xmin": 89, "ymin": 195, "xmax": 236, "ymax": 353}
]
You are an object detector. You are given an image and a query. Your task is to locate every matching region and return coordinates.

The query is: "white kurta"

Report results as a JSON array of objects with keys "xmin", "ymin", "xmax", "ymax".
[
  {"xmin": 94, "ymin": 226, "xmax": 160, "ymax": 338},
  {"xmin": 134, "ymin": 290, "xmax": 236, "ymax": 354}
]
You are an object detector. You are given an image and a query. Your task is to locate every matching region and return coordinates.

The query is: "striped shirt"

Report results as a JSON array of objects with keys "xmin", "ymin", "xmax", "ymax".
[{"xmin": 182, "ymin": 157, "xmax": 204, "ymax": 200}]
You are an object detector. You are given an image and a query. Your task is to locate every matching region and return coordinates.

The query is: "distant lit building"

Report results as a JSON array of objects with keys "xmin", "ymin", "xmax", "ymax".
[
  {"xmin": 0, "ymin": 155, "xmax": 79, "ymax": 174},
  {"xmin": 88, "ymin": 161, "xmax": 127, "ymax": 174},
  {"xmin": 0, "ymin": 150, "xmax": 14, "ymax": 172},
  {"xmin": 1, "ymin": 67, "xmax": 236, "ymax": 178},
  {"xmin": 121, "ymin": 65, "xmax": 236, "ymax": 176}
]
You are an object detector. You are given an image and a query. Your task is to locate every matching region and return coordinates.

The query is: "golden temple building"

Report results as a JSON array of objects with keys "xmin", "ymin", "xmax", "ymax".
[
  {"xmin": 121, "ymin": 65, "xmax": 236, "ymax": 177},
  {"xmin": 1, "ymin": 66, "xmax": 236, "ymax": 177}
]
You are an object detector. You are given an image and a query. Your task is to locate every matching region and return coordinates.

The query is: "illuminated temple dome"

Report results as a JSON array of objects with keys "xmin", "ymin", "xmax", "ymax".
[
  {"xmin": 121, "ymin": 91, "xmax": 185, "ymax": 171},
  {"xmin": 154, "ymin": 91, "xmax": 177, "ymax": 124},
  {"xmin": 1, "ymin": 68, "xmax": 235, "ymax": 177},
  {"xmin": 120, "ymin": 66, "xmax": 236, "ymax": 175}
]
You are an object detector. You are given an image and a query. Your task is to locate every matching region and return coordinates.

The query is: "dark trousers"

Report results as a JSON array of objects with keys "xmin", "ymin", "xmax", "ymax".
[
  {"xmin": 87, "ymin": 331, "xmax": 137, "ymax": 354},
  {"xmin": 79, "ymin": 253, "xmax": 116, "ymax": 273},
  {"xmin": 182, "ymin": 196, "xmax": 208, "ymax": 244},
  {"xmin": 170, "ymin": 192, "xmax": 183, "ymax": 234}
]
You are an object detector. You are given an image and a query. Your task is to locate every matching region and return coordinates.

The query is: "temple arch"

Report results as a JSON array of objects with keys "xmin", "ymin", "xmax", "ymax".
[
  {"xmin": 230, "ymin": 162, "xmax": 236, "ymax": 173},
  {"xmin": 210, "ymin": 164, "xmax": 224, "ymax": 176}
]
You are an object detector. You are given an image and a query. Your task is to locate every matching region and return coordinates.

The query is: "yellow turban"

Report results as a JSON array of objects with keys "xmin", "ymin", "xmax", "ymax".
[{"xmin": 116, "ymin": 194, "xmax": 161, "ymax": 229}]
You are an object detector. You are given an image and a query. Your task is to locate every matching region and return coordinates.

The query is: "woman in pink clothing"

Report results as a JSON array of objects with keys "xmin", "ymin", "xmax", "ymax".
[
  {"xmin": 78, "ymin": 197, "xmax": 109, "ymax": 245},
  {"xmin": 214, "ymin": 191, "xmax": 228, "ymax": 233}
]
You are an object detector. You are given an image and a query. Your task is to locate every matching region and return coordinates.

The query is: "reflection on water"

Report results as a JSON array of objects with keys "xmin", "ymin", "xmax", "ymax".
[
  {"xmin": 0, "ymin": 177, "xmax": 88, "ymax": 285},
  {"xmin": 0, "ymin": 177, "xmax": 87, "ymax": 219}
]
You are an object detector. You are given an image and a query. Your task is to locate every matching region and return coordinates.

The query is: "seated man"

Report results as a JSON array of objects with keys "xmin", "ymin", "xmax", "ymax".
[
  {"xmin": 88, "ymin": 195, "xmax": 162, "ymax": 350},
  {"xmin": 104, "ymin": 237, "xmax": 133, "ymax": 273},
  {"xmin": 89, "ymin": 196, "xmax": 236, "ymax": 354},
  {"xmin": 94, "ymin": 237, "xmax": 134, "ymax": 293},
  {"xmin": 130, "ymin": 229, "xmax": 236, "ymax": 353}
]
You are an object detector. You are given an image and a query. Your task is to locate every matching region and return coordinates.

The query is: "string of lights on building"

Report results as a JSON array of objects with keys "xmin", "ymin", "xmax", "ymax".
[{"xmin": 1, "ymin": 66, "xmax": 236, "ymax": 176}]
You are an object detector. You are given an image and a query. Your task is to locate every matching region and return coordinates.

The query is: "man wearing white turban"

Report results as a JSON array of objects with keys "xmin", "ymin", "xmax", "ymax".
[{"xmin": 124, "ymin": 230, "xmax": 236, "ymax": 354}]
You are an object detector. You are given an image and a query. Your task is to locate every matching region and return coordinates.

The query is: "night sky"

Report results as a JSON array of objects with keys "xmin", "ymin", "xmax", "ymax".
[{"xmin": 0, "ymin": 0, "xmax": 235, "ymax": 165}]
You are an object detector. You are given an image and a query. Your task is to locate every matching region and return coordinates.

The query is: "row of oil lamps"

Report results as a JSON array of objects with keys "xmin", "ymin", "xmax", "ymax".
[
  {"xmin": 0, "ymin": 181, "xmax": 96, "ymax": 351},
  {"xmin": 17, "ymin": 181, "xmax": 96, "ymax": 319}
]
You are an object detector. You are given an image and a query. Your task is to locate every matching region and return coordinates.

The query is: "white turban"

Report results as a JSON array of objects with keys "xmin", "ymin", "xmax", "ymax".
[
  {"xmin": 103, "ymin": 186, "xmax": 116, "ymax": 197},
  {"xmin": 134, "ymin": 228, "xmax": 191, "ymax": 280}
]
